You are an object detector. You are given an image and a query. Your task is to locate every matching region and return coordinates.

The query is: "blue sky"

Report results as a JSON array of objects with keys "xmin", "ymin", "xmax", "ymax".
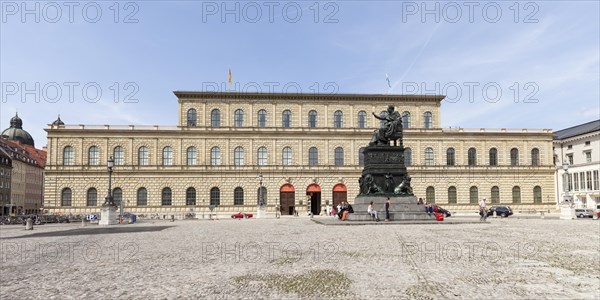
[{"xmin": 1, "ymin": 1, "xmax": 599, "ymax": 147}]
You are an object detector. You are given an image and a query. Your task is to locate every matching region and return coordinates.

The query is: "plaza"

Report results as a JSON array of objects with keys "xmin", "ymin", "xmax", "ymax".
[{"xmin": 1, "ymin": 216, "xmax": 598, "ymax": 299}]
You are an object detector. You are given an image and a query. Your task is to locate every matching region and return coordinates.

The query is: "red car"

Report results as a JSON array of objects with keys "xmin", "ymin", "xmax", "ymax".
[{"xmin": 231, "ymin": 213, "xmax": 253, "ymax": 219}]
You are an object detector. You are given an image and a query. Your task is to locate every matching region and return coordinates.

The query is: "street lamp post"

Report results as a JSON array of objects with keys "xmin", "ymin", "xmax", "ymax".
[
  {"xmin": 257, "ymin": 172, "xmax": 265, "ymax": 218},
  {"xmin": 99, "ymin": 156, "xmax": 119, "ymax": 225},
  {"xmin": 560, "ymin": 158, "xmax": 576, "ymax": 220}
]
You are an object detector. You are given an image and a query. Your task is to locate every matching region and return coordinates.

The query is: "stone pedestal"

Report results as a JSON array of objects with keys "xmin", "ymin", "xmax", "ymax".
[
  {"xmin": 99, "ymin": 205, "xmax": 119, "ymax": 225},
  {"xmin": 345, "ymin": 195, "xmax": 435, "ymax": 221},
  {"xmin": 256, "ymin": 206, "xmax": 266, "ymax": 219},
  {"xmin": 559, "ymin": 204, "xmax": 576, "ymax": 220}
]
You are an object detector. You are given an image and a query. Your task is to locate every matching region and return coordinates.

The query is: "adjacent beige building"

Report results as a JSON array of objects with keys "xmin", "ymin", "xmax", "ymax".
[{"xmin": 43, "ymin": 92, "xmax": 556, "ymax": 215}]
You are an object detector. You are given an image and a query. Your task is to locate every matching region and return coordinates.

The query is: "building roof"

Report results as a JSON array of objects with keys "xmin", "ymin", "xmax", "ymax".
[
  {"xmin": 1, "ymin": 113, "xmax": 35, "ymax": 147},
  {"xmin": 0, "ymin": 138, "xmax": 46, "ymax": 168},
  {"xmin": 553, "ymin": 119, "xmax": 600, "ymax": 140},
  {"xmin": 173, "ymin": 91, "xmax": 446, "ymax": 103}
]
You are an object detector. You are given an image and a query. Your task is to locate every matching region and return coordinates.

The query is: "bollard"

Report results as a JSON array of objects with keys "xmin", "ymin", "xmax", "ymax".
[
  {"xmin": 25, "ymin": 218, "xmax": 33, "ymax": 230},
  {"xmin": 81, "ymin": 218, "xmax": 86, "ymax": 227}
]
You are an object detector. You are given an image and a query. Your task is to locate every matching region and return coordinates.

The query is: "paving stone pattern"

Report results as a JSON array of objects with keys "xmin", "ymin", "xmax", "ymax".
[{"xmin": 0, "ymin": 217, "xmax": 599, "ymax": 299}]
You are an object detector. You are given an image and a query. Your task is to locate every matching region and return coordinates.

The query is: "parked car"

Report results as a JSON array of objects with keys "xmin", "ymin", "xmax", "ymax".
[
  {"xmin": 231, "ymin": 212, "xmax": 253, "ymax": 219},
  {"xmin": 575, "ymin": 209, "xmax": 594, "ymax": 218},
  {"xmin": 487, "ymin": 206, "xmax": 513, "ymax": 217}
]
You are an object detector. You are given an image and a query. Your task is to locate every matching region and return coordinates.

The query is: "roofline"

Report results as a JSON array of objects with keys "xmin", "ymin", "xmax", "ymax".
[
  {"xmin": 553, "ymin": 119, "xmax": 600, "ymax": 140},
  {"xmin": 554, "ymin": 119, "xmax": 599, "ymax": 133},
  {"xmin": 173, "ymin": 91, "xmax": 445, "ymax": 102}
]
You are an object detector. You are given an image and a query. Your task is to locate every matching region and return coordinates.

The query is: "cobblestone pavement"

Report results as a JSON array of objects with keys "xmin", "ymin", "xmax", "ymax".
[{"xmin": 1, "ymin": 217, "xmax": 599, "ymax": 299}]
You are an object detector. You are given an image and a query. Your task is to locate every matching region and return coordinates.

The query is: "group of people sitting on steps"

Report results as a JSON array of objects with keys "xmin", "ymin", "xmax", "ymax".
[{"xmin": 336, "ymin": 202, "xmax": 354, "ymax": 220}]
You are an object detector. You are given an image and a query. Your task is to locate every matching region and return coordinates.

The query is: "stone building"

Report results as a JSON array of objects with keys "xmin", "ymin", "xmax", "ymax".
[
  {"xmin": 0, "ymin": 147, "xmax": 12, "ymax": 215},
  {"xmin": 43, "ymin": 92, "xmax": 556, "ymax": 216},
  {"xmin": 553, "ymin": 120, "xmax": 600, "ymax": 209},
  {"xmin": 0, "ymin": 114, "xmax": 46, "ymax": 215}
]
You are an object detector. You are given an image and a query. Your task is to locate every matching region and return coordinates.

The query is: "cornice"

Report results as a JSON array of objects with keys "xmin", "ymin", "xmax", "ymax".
[{"xmin": 174, "ymin": 91, "xmax": 445, "ymax": 103}]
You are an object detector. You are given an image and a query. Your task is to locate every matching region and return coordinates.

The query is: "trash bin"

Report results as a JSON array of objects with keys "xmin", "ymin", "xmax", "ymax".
[{"xmin": 131, "ymin": 214, "xmax": 137, "ymax": 223}]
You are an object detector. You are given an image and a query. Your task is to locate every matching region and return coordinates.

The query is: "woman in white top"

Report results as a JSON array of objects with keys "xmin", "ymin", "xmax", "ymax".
[{"xmin": 367, "ymin": 201, "xmax": 380, "ymax": 222}]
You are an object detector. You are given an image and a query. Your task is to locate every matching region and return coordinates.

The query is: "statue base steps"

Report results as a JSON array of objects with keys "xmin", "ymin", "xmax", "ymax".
[{"xmin": 345, "ymin": 196, "xmax": 436, "ymax": 221}]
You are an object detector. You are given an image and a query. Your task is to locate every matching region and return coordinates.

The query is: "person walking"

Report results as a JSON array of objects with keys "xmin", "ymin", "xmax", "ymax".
[
  {"xmin": 479, "ymin": 197, "xmax": 488, "ymax": 221},
  {"xmin": 385, "ymin": 197, "xmax": 391, "ymax": 221}
]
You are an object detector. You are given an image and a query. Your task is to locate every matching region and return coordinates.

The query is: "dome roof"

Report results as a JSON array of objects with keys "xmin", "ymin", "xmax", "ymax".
[
  {"xmin": 1, "ymin": 113, "xmax": 35, "ymax": 147},
  {"xmin": 52, "ymin": 115, "xmax": 64, "ymax": 126}
]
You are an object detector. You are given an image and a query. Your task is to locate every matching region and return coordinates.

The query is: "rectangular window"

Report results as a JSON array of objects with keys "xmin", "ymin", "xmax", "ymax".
[
  {"xmin": 580, "ymin": 173, "xmax": 585, "ymax": 190},
  {"xmin": 585, "ymin": 151, "xmax": 592, "ymax": 163},
  {"xmin": 567, "ymin": 145, "xmax": 572, "ymax": 149},
  {"xmin": 567, "ymin": 154, "xmax": 573, "ymax": 165},
  {"xmin": 586, "ymin": 171, "xmax": 592, "ymax": 190},
  {"xmin": 585, "ymin": 141, "xmax": 591, "ymax": 146},
  {"xmin": 573, "ymin": 173, "xmax": 579, "ymax": 191},
  {"xmin": 593, "ymin": 170, "xmax": 599, "ymax": 190}
]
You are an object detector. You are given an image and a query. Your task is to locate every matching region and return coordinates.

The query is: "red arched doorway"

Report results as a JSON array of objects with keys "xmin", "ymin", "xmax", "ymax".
[
  {"xmin": 279, "ymin": 184, "xmax": 295, "ymax": 215},
  {"xmin": 332, "ymin": 184, "xmax": 347, "ymax": 207},
  {"xmin": 306, "ymin": 184, "xmax": 322, "ymax": 215}
]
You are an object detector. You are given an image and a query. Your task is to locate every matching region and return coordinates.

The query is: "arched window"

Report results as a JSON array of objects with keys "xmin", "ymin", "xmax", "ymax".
[
  {"xmin": 61, "ymin": 188, "xmax": 72, "ymax": 206},
  {"xmin": 257, "ymin": 146, "xmax": 268, "ymax": 166},
  {"xmin": 531, "ymin": 148, "xmax": 540, "ymax": 166},
  {"xmin": 468, "ymin": 148, "xmax": 477, "ymax": 166},
  {"xmin": 510, "ymin": 148, "xmax": 519, "ymax": 166},
  {"xmin": 88, "ymin": 146, "xmax": 99, "ymax": 165},
  {"xmin": 334, "ymin": 147, "xmax": 344, "ymax": 166},
  {"xmin": 424, "ymin": 147, "xmax": 434, "ymax": 166},
  {"xmin": 448, "ymin": 186, "xmax": 457, "ymax": 204},
  {"xmin": 113, "ymin": 188, "xmax": 122, "ymax": 206},
  {"xmin": 186, "ymin": 187, "xmax": 196, "ymax": 205},
  {"xmin": 138, "ymin": 146, "xmax": 149, "ymax": 166},
  {"xmin": 137, "ymin": 187, "xmax": 147, "ymax": 206},
  {"xmin": 402, "ymin": 111, "xmax": 411, "ymax": 128},
  {"xmin": 282, "ymin": 147, "xmax": 292, "ymax": 165},
  {"xmin": 234, "ymin": 109, "xmax": 244, "ymax": 127},
  {"xmin": 333, "ymin": 110, "xmax": 343, "ymax": 128},
  {"xmin": 308, "ymin": 110, "xmax": 317, "ymax": 128},
  {"xmin": 187, "ymin": 108, "xmax": 197, "ymax": 127},
  {"xmin": 234, "ymin": 187, "xmax": 244, "ymax": 205},
  {"xmin": 423, "ymin": 111, "xmax": 432, "ymax": 129},
  {"xmin": 211, "ymin": 109, "xmax": 221, "ymax": 127},
  {"xmin": 469, "ymin": 186, "xmax": 478, "ymax": 204},
  {"xmin": 186, "ymin": 146, "xmax": 197, "ymax": 165},
  {"xmin": 308, "ymin": 147, "xmax": 318, "ymax": 165},
  {"xmin": 161, "ymin": 187, "xmax": 172, "ymax": 206},
  {"xmin": 489, "ymin": 148, "xmax": 498, "ymax": 166},
  {"xmin": 113, "ymin": 146, "xmax": 124, "ymax": 165},
  {"xmin": 257, "ymin": 186, "xmax": 267, "ymax": 205},
  {"xmin": 257, "ymin": 109, "xmax": 267, "ymax": 128},
  {"xmin": 162, "ymin": 146, "xmax": 173, "ymax": 166},
  {"xmin": 86, "ymin": 188, "xmax": 97, "ymax": 206},
  {"xmin": 210, "ymin": 147, "xmax": 221, "ymax": 165},
  {"xmin": 210, "ymin": 187, "xmax": 220, "ymax": 206},
  {"xmin": 404, "ymin": 148, "xmax": 412, "ymax": 166},
  {"xmin": 359, "ymin": 147, "xmax": 365, "ymax": 166},
  {"xmin": 533, "ymin": 186, "xmax": 542, "ymax": 203},
  {"xmin": 491, "ymin": 186, "xmax": 500, "ymax": 204},
  {"xmin": 234, "ymin": 147, "xmax": 244, "ymax": 166},
  {"xmin": 282, "ymin": 110, "xmax": 291, "ymax": 128},
  {"xmin": 426, "ymin": 186, "xmax": 435, "ymax": 203},
  {"xmin": 63, "ymin": 146, "xmax": 74, "ymax": 165},
  {"xmin": 512, "ymin": 186, "xmax": 521, "ymax": 203},
  {"xmin": 446, "ymin": 148, "xmax": 455, "ymax": 166},
  {"xmin": 357, "ymin": 111, "xmax": 367, "ymax": 128}
]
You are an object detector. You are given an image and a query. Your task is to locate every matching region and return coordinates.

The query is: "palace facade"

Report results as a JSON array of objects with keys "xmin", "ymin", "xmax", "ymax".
[{"xmin": 43, "ymin": 92, "xmax": 556, "ymax": 215}]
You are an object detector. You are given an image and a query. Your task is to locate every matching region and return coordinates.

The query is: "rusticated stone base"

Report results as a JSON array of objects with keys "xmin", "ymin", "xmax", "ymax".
[{"xmin": 345, "ymin": 195, "xmax": 436, "ymax": 221}]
